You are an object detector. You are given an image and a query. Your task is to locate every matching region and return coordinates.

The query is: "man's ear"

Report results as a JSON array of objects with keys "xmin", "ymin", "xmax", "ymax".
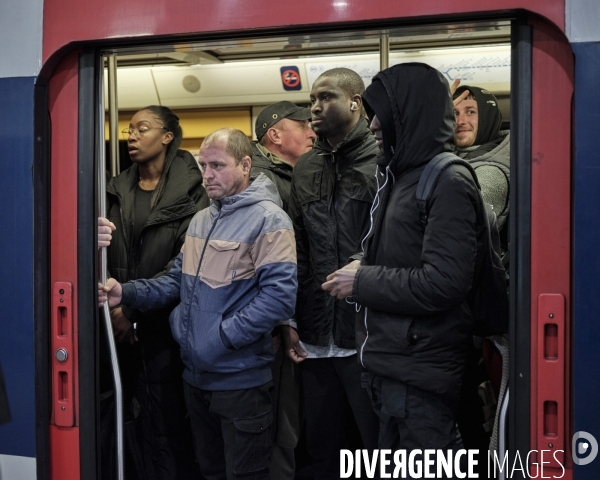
[
  {"xmin": 350, "ymin": 94, "xmax": 362, "ymax": 112},
  {"xmin": 266, "ymin": 127, "xmax": 282, "ymax": 145},
  {"xmin": 240, "ymin": 155, "xmax": 252, "ymax": 175}
]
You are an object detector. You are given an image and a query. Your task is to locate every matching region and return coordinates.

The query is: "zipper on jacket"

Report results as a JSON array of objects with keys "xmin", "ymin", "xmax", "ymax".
[
  {"xmin": 359, "ymin": 307, "xmax": 369, "ymax": 367},
  {"xmin": 330, "ymin": 155, "xmax": 339, "ymax": 247},
  {"xmin": 184, "ymin": 209, "xmax": 221, "ymax": 364},
  {"xmin": 328, "ymin": 153, "xmax": 341, "ymax": 339},
  {"xmin": 117, "ymin": 204, "xmax": 136, "ymax": 279}
]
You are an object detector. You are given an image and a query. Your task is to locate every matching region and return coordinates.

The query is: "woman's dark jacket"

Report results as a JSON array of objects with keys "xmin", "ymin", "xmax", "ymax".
[
  {"xmin": 357, "ymin": 64, "xmax": 485, "ymax": 401},
  {"xmin": 106, "ymin": 149, "xmax": 209, "ymax": 339},
  {"xmin": 288, "ymin": 117, "xmax": 378, "ymax": 348}
]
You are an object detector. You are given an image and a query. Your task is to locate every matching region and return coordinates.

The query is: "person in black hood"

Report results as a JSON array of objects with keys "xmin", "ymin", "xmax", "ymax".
[
  {"xmin": 323, "ymin": 63, "xmax": 486, "ymax": 468},
  {"xmin": 454, "ymin": 85, "xmax": 502, "ymax": 151},
  {"xmin": 453, "ymin": 84, "xmax": 510, "ymax": 229},
  {"xmin": 103, "ymin": 105, "xmax": 208, "ymax": 480},
  {"xmin": 284, "ymin": 68, "xmax": 380, "ymax": 479}
]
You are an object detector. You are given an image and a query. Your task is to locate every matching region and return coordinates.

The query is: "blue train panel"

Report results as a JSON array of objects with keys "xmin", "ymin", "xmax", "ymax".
[
  {"xmin": 573, "ymin": 41, "xmax": 600, "ymax": 478},
  {"xmin": 0, "ymin": 77, "xmax": 37, "ymax": 458}
]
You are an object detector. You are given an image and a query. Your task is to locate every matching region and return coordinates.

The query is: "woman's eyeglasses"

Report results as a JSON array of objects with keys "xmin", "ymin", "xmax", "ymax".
[{"xmin": 121, "ymin": 126, "xmax": 167, "ymax": 139}]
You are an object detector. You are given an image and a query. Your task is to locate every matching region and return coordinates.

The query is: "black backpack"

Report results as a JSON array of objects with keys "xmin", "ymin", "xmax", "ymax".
[{"xmin": 416, "ymin": 152, "xmax": 509, "ymax": 337}]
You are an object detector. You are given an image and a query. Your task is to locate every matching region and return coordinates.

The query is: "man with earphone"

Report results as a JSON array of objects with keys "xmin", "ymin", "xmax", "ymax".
[{"xmin": 283, "ymin": 67, "xmax": 381, "ymax": 479}]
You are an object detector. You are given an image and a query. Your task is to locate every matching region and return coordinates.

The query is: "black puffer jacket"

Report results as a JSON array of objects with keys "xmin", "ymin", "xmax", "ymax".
[
  {"xmin": 356, "ymin": 64, "xmax": 485, "ymax": 402},
  {"xmin": 289, "ymin": 117, "xmax": 378, "ymax": 348},
  {"xmin": 106, "ymin": 149, "xmax": 209, "ymax": 338},
  {"xmin": 250, "ymin": 142, "xmax": 293, "ymax": 212}
]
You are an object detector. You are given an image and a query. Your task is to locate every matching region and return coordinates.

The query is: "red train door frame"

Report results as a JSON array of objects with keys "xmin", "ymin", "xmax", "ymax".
[
  {"xmin": 47, "ymin": 48, "xmax": 102, "ymax": 480},
  {"xmin": 529, "ymin": 16, "xmax": 573, "ymax": 477},
  {"xmin": 509, "ymin": 15, "xmax": 573, "ymax": 479},
  {"xmin": 44, "ymin": 13, "xmax": 574, "ymax": 480},
  {"xmin": 510, "ymin": 17, "xmax": 534, "ymax": 467},
  {"xmin": 48, "ymin": 49, "xmax": 82, "ymax": 479}
]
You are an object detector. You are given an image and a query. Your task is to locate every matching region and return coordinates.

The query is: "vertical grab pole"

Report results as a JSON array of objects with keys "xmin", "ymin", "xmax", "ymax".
[
  {"xmin": 498, "ymin": 388, "xmax": 510, "ymax": 480},
  {"xmin": 107, "ymin": 55, "xmax": 120, "ymax": 177},
  {"xmin": 98, "ymin": 54, "xmax": 125, "ymax": 480},
  {"xmin": 379, "ymin": 32, "xmax": 389, "ymax": 72}
]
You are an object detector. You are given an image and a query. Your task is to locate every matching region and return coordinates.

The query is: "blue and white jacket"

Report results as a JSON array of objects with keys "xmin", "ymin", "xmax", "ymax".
[{"xmin": 121, "ymin": 174, "xmax": 297, "ymax": 390}]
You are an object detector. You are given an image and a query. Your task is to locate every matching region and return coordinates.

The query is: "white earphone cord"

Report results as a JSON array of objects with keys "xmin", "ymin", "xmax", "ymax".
[{"xmin": 346, "ymin": 165, "xmax": 392, "ymax": 312}]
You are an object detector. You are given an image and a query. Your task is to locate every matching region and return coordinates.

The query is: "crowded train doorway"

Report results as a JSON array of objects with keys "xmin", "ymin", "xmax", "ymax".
[{"xmin": 50, "ymin": 17, "xmax": 541, "ymax": 480}]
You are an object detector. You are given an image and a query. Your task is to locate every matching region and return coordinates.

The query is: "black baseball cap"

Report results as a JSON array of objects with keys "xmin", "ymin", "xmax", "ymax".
[{"xmin": 255, "ymin": 101, "xmax": 312, "ymax": 141}]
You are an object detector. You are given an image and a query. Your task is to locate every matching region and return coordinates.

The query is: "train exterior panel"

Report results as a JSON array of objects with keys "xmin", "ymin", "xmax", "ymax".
[
  {"xmin": 0, "ymin": 0, "xmax": 598, "ymax": 479},
  {"xmin": 572, "ymin": 38, "xmax": 600, "ymax": 480},
  {"xmin": 0, "ymin": 0, "xmax": 44, "ymax": 477}
]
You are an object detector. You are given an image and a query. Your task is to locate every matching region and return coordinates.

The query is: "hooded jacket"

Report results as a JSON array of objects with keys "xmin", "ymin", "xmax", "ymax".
[
  {"xmin": 454, "ymin": 85, "xmax": 510, "ymax": 230},
  {"xmin": 121, "ymin": 174, "xmax": 298, "ymax": 391},
  {"xmin": 106, "ymin": 149, "xmax": 209, "ymax": 336},
  {"xmin": 250, "ymin": 142, "xmax": 293, "ymax": 212},
  {"xmin": 454, "ymin": 85, "xmax": 502, "ymax": 148},
  {"xmin": 288, "ymin": 117, "xmax": 378, "ymax": 348},
  {"xmin": 356, "ymin": 63, "xmax": 485, "ymax": 401}
]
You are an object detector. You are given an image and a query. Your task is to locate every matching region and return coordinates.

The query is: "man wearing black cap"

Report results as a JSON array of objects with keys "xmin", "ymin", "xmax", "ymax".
[
  {"xmin": 251, "ymin": 101, "xmax": 315, "ymax": 480},
  {"xmin": 252, "ymin": 101, "xmax": 315, "ymax": 212}
]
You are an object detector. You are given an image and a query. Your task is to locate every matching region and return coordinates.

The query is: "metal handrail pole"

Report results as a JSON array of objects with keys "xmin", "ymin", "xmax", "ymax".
[
  {"xmin": 380, "ymin": 33, "xmax": 390, "ymax": 71},
  {"xmin": 498, "ymin": 387, "xmax": 510, "ymax": 480},
  {"xmin": 107, "ymin": 55, "xmax": 120, "ymax": 177},
  {"xmin": 98, "ymin": 53, "xmax": 124, "ymax": 480}
]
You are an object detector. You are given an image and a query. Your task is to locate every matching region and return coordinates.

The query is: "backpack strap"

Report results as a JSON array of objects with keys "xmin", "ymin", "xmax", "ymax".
[{"xmin": 416, "ymin": 152, "xmax": 481, "ymax": 225}]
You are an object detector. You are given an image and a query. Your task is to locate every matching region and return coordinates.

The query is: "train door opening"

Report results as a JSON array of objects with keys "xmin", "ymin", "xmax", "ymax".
[
  {"xmin": 91, "ymin": 20, "xmax": 517, "ymax": 479},
  {"xmin": 45, "ymin": 15, "xmax": 576, "ymax": 480}
]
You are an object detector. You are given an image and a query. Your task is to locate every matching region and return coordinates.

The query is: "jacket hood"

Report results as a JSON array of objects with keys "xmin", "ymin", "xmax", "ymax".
[
  {"xmin": 108, "ymin": 150, "xmax": 202, "ymax": 197},
  {"xmin": 211, "ymin": 172, "xmax": 282, "ymax": 216},
  {"xmin": 454, "ymin": 84, "xmax": 502, "ymax": 146},
  {"xmin": 362, "ymin": 63, "xmax": 455, "ymax": 176}
]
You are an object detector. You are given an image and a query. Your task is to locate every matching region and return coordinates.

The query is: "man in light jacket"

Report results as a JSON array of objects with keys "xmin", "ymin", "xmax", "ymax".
[{"xmin": 100, "ymin": 128, "xmax": 297, "ymax": 480}]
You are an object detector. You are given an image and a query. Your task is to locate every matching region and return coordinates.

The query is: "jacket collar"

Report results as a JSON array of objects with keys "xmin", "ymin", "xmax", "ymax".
[
  {"xmin": 254, "ymin": 142, "xmax": 294, "ymax": 168},
  {"xmin": 313, "ymin": 117, "xmax": 372, "ymax": 158},
  {"xmin": 209, "ymin": 173, "xmax": 282, "ymax": 217},
  {"xmin": 107, "ymin": 150, "xmax": 202, "ymax": 226}
]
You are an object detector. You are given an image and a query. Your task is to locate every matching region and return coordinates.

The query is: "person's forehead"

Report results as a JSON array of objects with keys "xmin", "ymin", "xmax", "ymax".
[
  {"xmin": 199, "ymin": 142, "xmax": 235, "ymax": 162},
  {"xmin": 455, "ymin": 98, "xmax": 478, "ymax": 111},
  {"xmin": 311, "ymin": 76, "xmax": 342, "ymax": 94},
  {"xmin": 130, "ymin": 109, "xmax": 160, "ymax": 125},
  {"xmin": 281, "ymin": 118, "xmax": 308, "ymax": 128}
]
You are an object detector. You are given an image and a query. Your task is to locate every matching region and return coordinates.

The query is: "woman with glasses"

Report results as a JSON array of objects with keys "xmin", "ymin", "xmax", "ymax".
[{"xmin": 104, "ymin": 106, "xmax": 208, "ymax": 480}]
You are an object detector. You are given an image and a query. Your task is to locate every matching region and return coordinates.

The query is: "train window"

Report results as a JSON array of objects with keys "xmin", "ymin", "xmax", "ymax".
[{"xmin": 102, "ymin": 20, "xmax": 511, "ymax": 170}]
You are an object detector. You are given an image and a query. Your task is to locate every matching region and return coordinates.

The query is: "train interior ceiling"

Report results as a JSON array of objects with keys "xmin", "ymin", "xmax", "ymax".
[{"xmin": 103, "ymin": 20, "xmax": 511, "ymax": 170}]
